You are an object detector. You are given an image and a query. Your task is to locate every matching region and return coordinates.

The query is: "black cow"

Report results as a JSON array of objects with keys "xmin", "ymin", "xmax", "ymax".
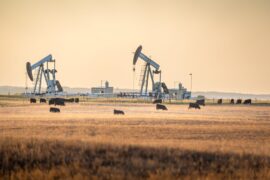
[
  {"xmin": 50, "ymin": 107, "xmax": 60, "ymax": 113},
  {"xmin": 64, "ymin": 98, "xmax": 75, "ymax": 103},
  {"xmin": 156, "ymin": 104, "xmax": 168, "ymax": 110},
  {"xmin": 230, "ymin": 99, "xmax": 235, "ymax": 104},
  {"xmin": 196, "ymin": 99, "xmax": 205, "ymax": 106},
  {"xmin": 49, "ymin": 98, "xmax": 54, "ymax": 105},
  {"xmin": 243, "ymin": 99, "xmax": 252, "ymax": 104},
  {"xmin": 40, "ymin": 98, "xmax": 46, "ymax": 103},
  {"xmin": 153, "ymin": 99, "xmax": 162, "ymax": 104},
  {"xmin": 114, "ymin": 109, "xmax": 125, "ymax": 115},
  {"xmin": 30, "ymin": 98, "xmax": 36, "ymax": 103},
  {"xmin": 55, "ymin": 98, "xmax": 65, "ymax": 106},
  {"xmin": 217, "ymin": 99, "xmax": 222, "ymax": 104},
  {"xmin": 49, "ymin": 98, "xmax": 65, "ymax": 106},
  {"xmin": 75, "ymin": 98, "xmax": 79, "ymax": 103},
  {"xmin": 189, "ymin": 103, "xmax": 200, "ymax": 109},
  {"xmin": 236, "ymin": 99, "xmax": 242, "ymax": 104}
]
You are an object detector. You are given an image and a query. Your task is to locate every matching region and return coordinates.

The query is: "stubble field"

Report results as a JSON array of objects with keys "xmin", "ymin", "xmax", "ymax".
[{"xmin": 0, "ymin": 97, "xmax": 270, "ymax": 179}]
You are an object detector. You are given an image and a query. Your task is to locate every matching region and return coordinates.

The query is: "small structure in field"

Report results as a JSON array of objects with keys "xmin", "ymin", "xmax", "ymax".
[
  {"xmin": 91, "ymin": 81, "xmax": 114, "ymax": 96},
  {"xmin": 168, "ymin": 83, "xmax": 191, "ymax": 100}
]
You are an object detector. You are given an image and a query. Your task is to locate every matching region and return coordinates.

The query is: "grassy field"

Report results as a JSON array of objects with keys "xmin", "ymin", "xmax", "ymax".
[{"xmin": 0, "ymin": 96, "xmax": 270, "ymax": 179}]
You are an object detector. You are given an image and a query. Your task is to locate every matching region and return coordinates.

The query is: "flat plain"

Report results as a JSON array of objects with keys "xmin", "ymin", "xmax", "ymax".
[{"xmin": 1, "ymin": 97, "xmax": 270, "ymax": 179}]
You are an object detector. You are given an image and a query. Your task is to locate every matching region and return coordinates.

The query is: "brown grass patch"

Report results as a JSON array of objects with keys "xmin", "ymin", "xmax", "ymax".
[
  {"xmin": 1, "ymin": 138, "xmax": 270, "ymax": 179},
  {"xmin": 1, "ymin": 96, "xmax": 270, "ymax": 179}
]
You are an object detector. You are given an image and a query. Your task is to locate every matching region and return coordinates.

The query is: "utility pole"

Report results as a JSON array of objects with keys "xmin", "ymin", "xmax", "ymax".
[
  {"xmin": 189, "ymin": 73, "xmax": 192, "ymax": 92},
  {"xmin": 25, "ymin": 72, "xmax": 28, "ymax": 95},
  {"xmin": 133, "ymin": 66, "xmax": 135, "ymax": 98}
]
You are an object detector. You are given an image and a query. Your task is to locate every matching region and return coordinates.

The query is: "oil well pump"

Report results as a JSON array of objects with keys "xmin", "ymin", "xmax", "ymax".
[
  {"xmin": 133, "ymin": 45, "xmax": 169, "ymax": 98},
  {"xmin": 26, "ymin": 54, "xmax": 63, "ymax": 95}
]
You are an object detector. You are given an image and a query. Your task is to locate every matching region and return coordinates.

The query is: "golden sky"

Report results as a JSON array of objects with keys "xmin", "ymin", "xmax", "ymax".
[{"xmin": 0, "ymin": 0, "xmax": 269, "ymax": 93}]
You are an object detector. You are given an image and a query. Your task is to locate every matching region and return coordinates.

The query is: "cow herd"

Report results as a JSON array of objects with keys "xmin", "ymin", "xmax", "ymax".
[
  {"xmin": 188, "ymin": 98, "xmax": 252, "ymax": 110},
  {"xmin": 114, "ymin": 99, "xmax": 169, "ymax": 115},
  {"xmin": 29, "ymin": 97, "xmax": 253, "ymax": 114},
  {"xmin": 221, "ymin": 98, "xmax": 252, "ymax": 105},
  {"xmin": 29, "ymin": 97, "xmax": 80, "ymax": 113}
]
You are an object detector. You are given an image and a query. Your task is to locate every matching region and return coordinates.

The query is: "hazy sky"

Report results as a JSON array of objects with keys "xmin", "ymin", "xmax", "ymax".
[{"xmin": 0, "ymin": 0, "xmax": 270, "ymax": 93}]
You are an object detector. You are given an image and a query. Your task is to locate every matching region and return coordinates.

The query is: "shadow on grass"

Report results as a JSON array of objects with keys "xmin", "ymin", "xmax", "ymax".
[{"xmin": 0, "ymin": 138, "xmax": 269, "ymax": 179}]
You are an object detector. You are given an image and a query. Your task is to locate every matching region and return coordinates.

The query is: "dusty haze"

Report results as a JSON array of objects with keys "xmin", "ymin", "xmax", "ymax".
[{"xmin": 0, "ymin": 0, "xmax": 269, "ymax": 93}]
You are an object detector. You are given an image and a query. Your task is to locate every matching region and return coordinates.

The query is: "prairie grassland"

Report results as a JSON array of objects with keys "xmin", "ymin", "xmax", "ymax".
[{"xmin": 0, "ymin": 97, "xmax": 270, "ymax": 179}]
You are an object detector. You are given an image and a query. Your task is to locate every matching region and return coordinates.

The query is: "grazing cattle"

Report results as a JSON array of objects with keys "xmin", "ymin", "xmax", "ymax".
[
  {"xmin": 75, "ymin": 98, "xmax": 79, "ymax": 103},
  {"xmin": 189, "ymin": 103, "xmax": 200, "ymax": 109},
  {"xmin": 230, "ymin": 99, "xmax": 235, "ymax": 104},
  {"xmin": 64, "ymin": 98, "xmax": 75, "ymax": 103},
  {"xmin": 236, "ymin": 99, "xmax": 242, "ymax": 104},
  {"xmin": 50, "ymin": 107, "xmax": 60, "ymax": 113},
  {"xmin": 156, "ymin": 104, "xmax": 168, "ymax": 110},
  {"xmin": 243, "ymin": 99, "xmax": 252, "ymax": 104},
  {"xmin": 40, "ymin": 98, "xmax": 46, "ymax": 103},
  {"xmin": 196, "ymin": 99, "xmax": 205, "ymax": 106},
  {"xmin": 153, "ymin": 99, "xmax": 162, "ymax": 104},
  {"xmin": 114, "ymin": 109, "xmax": 125, "ymax": 115},
  {"xmin": 217, "ymin": 99, "xmax": 222, "ymax": 104},
  {"xmin": 30, "ymin": 98, "xmax": 36, "ymax": 103},
  {"xmin": 49, "ymin": 98, "xmax": 54, "ymax": 105},
  {"xmin": 49, "ymin": 98, "xmax": 65, "ymax": 106},
  {"xmin": 55, "ymin": 98, "xmax": 65, "ymax": 106}
]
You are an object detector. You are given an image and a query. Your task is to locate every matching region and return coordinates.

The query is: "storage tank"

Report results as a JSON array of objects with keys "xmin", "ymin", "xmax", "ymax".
[{"xmin": 105, "ymin": 81, "xmax": 109, "ymax": 88}]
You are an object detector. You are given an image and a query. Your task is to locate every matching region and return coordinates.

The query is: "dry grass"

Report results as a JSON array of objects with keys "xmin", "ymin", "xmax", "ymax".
[
  {"xmin": 0, "ymin": 96, "xmax": 270, "ymax": 179},
  {"xmin": 1, "ymin": 138, "xmax": 270, "ymax": 179}
]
